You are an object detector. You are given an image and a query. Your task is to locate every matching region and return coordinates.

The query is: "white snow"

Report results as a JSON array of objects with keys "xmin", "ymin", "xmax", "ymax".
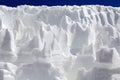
[{"xmin": 0, "ymin": 5, "xmax": 120, "ymax": 80}]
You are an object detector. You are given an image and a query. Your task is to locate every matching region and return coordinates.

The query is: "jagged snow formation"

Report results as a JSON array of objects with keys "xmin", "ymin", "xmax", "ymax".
[{"xmin": 0, "ymin": 5, "xmax": 120, "ymax": 80}]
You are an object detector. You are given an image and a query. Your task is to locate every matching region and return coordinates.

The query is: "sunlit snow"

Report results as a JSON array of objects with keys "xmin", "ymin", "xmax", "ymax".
[{"xmin": 0, "ymin": 5, "xmax": 120, "ymax": 80}]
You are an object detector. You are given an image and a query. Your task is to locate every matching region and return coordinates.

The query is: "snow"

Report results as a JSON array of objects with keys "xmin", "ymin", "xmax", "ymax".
[{"xmin": 0, "ymin": 5, "xmax": 120, "ymax": 80}]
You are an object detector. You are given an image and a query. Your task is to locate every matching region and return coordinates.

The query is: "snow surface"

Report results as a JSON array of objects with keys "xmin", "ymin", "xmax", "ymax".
[{"xmin": 0, "ymin": 5, "xmax": 120, "ymax": 80}]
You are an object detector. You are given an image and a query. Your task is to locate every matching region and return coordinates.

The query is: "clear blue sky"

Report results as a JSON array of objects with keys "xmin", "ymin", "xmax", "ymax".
[{"xmin": 0, "ymin": 0, "xmax": 120, "ymax": 7}]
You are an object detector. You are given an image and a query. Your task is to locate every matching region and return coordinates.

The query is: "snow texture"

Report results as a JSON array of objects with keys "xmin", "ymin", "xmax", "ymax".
[{"xmin": 0, "ymin": 5, "xmax": 120, "ymax": 80}]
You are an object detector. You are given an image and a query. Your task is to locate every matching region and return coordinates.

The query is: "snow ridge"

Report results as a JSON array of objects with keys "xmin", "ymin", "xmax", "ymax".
[{"xmin": 0, "ymin": 5, "xmax": 120, "ymax": 80}]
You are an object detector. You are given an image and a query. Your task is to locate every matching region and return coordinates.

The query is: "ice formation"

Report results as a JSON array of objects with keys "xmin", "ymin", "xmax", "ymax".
[{"xmin": 0, "ymin": 5, "xmax": 120, "ymax": 80}]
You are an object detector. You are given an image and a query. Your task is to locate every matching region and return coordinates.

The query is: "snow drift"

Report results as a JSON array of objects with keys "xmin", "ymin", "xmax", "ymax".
[{"xmin": 0, "ymin": 5, "xmax": 120, "ymax": 80}]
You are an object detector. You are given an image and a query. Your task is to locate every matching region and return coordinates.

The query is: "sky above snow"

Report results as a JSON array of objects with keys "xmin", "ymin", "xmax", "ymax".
[{"xmin": 0, "ymin": 0, "xmax": 119, "ymax": 7}]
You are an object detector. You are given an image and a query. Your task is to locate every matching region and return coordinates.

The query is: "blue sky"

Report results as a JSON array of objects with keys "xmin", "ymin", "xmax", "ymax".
[{"xmin": 0, "ymin": 0, "xmax": 120, "ymax": 7}]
